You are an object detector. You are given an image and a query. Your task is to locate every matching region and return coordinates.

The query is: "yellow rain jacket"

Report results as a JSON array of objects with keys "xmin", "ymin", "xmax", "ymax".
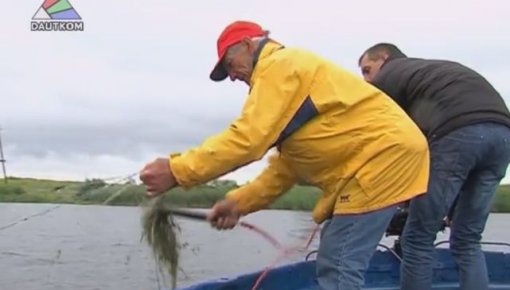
[{"xmin": 169, "ymin": 40, "xmax": 430, "ymax": 224}]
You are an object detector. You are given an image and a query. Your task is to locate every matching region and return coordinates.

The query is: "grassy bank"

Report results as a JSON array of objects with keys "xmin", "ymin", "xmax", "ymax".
[
  {"xmin": 493, "ymin": 185, "xmax": 510, "ymax": 213},
  {"xmin": 0, "ymin": 177, "xmax": 509, "ymax": 213},
  {"xmin": 0, "ymin": 177, "xmax": 321, "ymax": 210}
]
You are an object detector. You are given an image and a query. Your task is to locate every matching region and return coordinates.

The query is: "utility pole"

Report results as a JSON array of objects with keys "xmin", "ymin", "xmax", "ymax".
[{"xmin": 0, "ymin": 127, "xmax": 7, "ymax": 184}]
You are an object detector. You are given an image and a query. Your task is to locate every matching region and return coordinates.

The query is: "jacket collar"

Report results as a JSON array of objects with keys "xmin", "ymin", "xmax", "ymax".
[
  {"xmin": 249, "ymin": 39, "xmax": 285, "ymax": 85},
  {"xmin": 381, "ymin": 52, "xmax": 407, "ymax": 69}
]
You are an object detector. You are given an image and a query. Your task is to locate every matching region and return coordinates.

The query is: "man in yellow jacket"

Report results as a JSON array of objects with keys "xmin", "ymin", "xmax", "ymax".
[{"xmin": 140, "ymin": 20, "xmax": 430, "ymax": 290}]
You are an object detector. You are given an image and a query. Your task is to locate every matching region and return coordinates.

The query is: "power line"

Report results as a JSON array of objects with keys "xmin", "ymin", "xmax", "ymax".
[{"xmin": 0, "ymin": 127, "xmax": 7, "ymax": 184}]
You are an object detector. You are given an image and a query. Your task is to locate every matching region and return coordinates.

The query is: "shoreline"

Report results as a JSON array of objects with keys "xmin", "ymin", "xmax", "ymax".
[{"xmin": 1, "ymin": 177, "xmax": 509, "ymax": 213}]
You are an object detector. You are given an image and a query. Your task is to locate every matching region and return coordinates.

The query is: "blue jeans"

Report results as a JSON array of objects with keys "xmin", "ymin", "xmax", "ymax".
[
  {"xmin": 316, "ymin": 204, "xmax": 398, "ymax": 290},
  {"xmin": 400, "ymin": 122, "xmax": 510, "ymax": 290}
]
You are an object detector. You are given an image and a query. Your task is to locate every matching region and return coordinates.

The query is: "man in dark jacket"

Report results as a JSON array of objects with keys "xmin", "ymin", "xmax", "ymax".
[{"xmin": 358, "ymin": 43, "xmax": 510, "ymax": 290}]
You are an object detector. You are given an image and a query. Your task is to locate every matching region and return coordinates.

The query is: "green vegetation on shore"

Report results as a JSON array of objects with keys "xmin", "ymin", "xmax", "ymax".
[{"xmin": 0, "ymin": 177, "xmax": 509, "ymax": 213}]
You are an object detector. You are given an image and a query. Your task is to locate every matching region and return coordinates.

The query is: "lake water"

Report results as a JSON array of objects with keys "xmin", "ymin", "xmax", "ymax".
[{"xmin": 0, "ymin": 203, "xmax": 508, "ymax": 290}]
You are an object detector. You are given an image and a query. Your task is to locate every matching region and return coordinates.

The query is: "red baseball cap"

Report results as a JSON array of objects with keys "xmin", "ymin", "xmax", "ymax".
[{"xmin": 209, "ymin": 20, "xmax": 266, "ymax": 81}]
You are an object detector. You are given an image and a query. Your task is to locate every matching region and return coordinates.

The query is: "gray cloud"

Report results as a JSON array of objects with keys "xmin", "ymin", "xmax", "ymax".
[{"xmin": 4, "ymin": 118, "xmax": 223, "ymax": 158}]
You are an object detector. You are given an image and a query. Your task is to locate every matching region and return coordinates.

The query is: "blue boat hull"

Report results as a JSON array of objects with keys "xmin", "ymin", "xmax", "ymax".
[{"xmin": 176, "ymin": 245, "xmax": 510, "ymax": 290}]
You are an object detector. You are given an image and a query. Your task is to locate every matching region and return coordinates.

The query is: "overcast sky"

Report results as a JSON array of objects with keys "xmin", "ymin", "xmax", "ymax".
[{"xmin": 1, "ymin": 0, "xmax": 509, "ymax": 185}]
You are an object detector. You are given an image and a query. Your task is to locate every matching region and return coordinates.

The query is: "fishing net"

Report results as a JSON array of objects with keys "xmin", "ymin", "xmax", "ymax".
[{"xmin": 140, "ymin": 195, "xmax": 182, "ymax": 289}]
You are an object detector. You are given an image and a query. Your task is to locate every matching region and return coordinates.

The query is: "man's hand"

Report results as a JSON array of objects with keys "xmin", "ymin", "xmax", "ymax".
[
  {"xmin": 139, "ymin": 157, "xmax": 177, "ymax": 197},
  {"xmin": 207, "ymin": 199, "xmax": 241, "ymax": 230}
]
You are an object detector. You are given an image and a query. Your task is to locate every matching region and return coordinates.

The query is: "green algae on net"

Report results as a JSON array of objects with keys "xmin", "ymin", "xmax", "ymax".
[{"xmin": 141, "ymin": 195, "xmax": 183, "ymax": 289}]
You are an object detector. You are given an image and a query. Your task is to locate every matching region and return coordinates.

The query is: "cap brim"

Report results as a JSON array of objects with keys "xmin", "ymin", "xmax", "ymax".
[{"xmin": 209, "ymin": 59, "xmax": 228, "ymax": 81}]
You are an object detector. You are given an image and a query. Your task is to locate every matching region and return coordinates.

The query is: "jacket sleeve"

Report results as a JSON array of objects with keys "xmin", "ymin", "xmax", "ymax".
[
  {"xmin": 225, "ymin": 152, "xmax": 297, "ymax": 214},
  {"xmin": 169, "ymin": 59, "xmax": 306, "ymax": 189}
]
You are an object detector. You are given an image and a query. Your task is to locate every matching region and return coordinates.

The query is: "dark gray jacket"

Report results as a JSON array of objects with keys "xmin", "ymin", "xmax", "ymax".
[{"xmin": 372, "ymin": 56, "xmax": 510, "ymax": 141}]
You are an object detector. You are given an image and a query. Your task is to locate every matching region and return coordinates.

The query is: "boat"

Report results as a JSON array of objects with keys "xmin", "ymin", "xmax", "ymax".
[
  {"xmin": 175, "ymin": 239, "xmax": 510, "ymax": 290},
  {"xmin": 167, "ymin": 207, "xmax": 509, "ymax": 290}
]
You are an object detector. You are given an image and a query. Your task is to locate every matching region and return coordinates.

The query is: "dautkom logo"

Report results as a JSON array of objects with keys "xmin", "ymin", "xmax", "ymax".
[{"xmin": 31, "ymin": 0, "xmax": 83, "ymax": 31}]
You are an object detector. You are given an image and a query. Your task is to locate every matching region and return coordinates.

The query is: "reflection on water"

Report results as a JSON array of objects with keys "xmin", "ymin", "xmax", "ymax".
[{"xmin": 0, "ymin": 203, "xmax": 508, "ymax": 290}]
